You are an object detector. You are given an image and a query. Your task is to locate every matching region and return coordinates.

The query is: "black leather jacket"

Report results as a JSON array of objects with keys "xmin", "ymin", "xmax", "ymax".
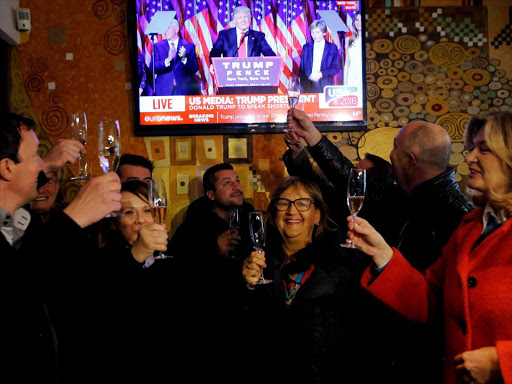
[{"xmin": 283, "ymin": 135, "xmax": 474, "ymax": 272}]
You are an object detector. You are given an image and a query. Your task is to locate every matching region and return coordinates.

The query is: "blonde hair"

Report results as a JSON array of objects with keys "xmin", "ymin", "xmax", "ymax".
[
  {"xmin": 464, "ymin": 111, "xmax": 512, "ymax": 215},
  {"xmin": 347, "ymin": 12, "xmax": 361, "ymax": 48}
]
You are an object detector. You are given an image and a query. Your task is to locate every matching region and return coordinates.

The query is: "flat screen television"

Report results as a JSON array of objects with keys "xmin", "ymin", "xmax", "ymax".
[{"xmin": 130, "ymin": 0, "xmax": 366, "ymax": 135}]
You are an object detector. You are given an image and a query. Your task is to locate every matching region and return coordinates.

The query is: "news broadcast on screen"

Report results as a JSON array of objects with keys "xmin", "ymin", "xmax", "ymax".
[{"xmin": 132, "ymin": 0, "xmax": 365, "ymax": 135}]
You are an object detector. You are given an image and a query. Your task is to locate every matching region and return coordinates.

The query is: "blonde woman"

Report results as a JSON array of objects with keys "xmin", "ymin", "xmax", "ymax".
[{"xmin": 348, "ymin": 111, "xmax": 512, "ymax": 384}]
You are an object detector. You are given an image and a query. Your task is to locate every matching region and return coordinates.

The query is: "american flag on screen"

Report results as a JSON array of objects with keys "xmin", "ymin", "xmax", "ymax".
[{"xmin": 182, "ymin": 0, "xmax": 218, "ymax": 95}]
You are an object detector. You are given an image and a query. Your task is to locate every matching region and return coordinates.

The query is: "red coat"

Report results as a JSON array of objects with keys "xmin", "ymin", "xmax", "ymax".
[{"xmin": 361, "ymin": 207, "xmax": 512, "ymax": 384}]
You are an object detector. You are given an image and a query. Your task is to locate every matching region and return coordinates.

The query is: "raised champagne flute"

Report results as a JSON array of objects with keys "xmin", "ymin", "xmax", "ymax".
[
  {"xmin": 70, "ymin": 112, "xmax": 90, "ymax": 180},
  {"xmin": 228, "ymin": 208, "xmax": 240, "ymax": 259},
  {"xmin": 149, "ymin": 178, "xmax": 171, "ymax": 260},
  {"xmin": 98, "ymin": 119, "xmax": 122, "ymax": 217},
  {"xmin": 287, "ymin": 75, "xmax": 300, "ymax": 108},
  {"xmin": 341, "ymin": 168, "xmax": 366, "ymax": 249},
  {"xmin": 249, "ymin": 211, "xmax": 272, "ymax": 285},
  {"xmin": 284, "ymin": 76, "xmax": 301, "ymax": 137}
]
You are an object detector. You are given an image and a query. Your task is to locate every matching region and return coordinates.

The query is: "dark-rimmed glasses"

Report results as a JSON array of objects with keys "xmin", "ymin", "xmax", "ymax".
[{"xmin": 274, "ymin": 198, "xmax": 314, "ymax": 212}]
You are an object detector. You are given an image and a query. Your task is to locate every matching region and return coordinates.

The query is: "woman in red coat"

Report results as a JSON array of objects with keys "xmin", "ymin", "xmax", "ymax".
[{"xmin": 346, "ymin": 111, "xmax": 512, "ymax": 384}]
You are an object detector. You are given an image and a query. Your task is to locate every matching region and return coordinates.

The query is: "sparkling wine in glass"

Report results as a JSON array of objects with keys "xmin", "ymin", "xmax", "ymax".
[
  {"xmin": 98, "ymin": 119, "xmax": 122, "ymax": 217},
  {"xmin": 287, "ymin": 76, "xmax": 300, "ymax": 108},
  {"xmin": 98, "ymin": 120, "xmax": 121, "ymax": 174},
  {"xmin": 70, "ymin": 112, "xmax": 90, "ymax": 180},
  {"xmin": 341, "ymin": 168, "xmax": 366, "ymax": 249},
  {"xmin": 149, "ymin": 178, "xmax": 172, "ymax": 260},
  {"xmin": 284, "ymin": 76, "xmax": 301, "ymax": 136},
  {"xmin": 228, "ymin": 208, "xmax": 241, "ymax": 259},
  {"xmin": 249, "ymin": 211, "xmax": 272, "ymax": 285}
]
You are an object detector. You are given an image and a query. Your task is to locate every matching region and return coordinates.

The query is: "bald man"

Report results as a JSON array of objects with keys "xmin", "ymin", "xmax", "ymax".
[{"xmin": 284, "ymin": 108, "xmax": 473, "ymax": 384}]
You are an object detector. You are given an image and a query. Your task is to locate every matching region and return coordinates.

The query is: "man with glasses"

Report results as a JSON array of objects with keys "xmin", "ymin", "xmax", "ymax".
[{"xmin": 30, "ymin": 170, "xmax": 60, "ymax": 223}]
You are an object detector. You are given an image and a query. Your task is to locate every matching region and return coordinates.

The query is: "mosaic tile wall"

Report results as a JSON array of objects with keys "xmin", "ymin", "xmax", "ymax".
[{"xmin": 10, "ymin": 1, "xmax": 512, "ymax": 235}]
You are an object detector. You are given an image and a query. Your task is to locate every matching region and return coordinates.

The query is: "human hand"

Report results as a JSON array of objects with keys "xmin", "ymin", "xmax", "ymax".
[
  {"xmin": 346, "ymin": 216, "xmax": 394, "ymax": 267},
  {"xmin": 131, "ymin": 223, "xmax": 168, "ymax": 263},
  {"xmin": 309, "ymin": 72, "xmax": 322, "ymax": 82},
  {"xmin": 178, "ymin": 46, "xmax": 186, "ymax": 58},
  {"xmin": 286, "ymin": 108, "xmax": 323, "ymax": 147},
  {"xmin": 284, "ymin": 130, "xmax": 305, "ymax": 158},
  {"xmin": 217, "ymin": 228, "xmax": 240, "ymax": 257},
  {"xmin": 63, "ymin": 172, "xmax": 122, "ymax": 228},
  {"xmin": 242, "ymin": 251, "xmax": 267, "ymax": 288},
  {"xmin": 455, "ymin": 347, "xmax": 502, "ymax": 384},
  {"xmin": 43, "ymin": 139, "xmax": 85, "ymax": 172}
]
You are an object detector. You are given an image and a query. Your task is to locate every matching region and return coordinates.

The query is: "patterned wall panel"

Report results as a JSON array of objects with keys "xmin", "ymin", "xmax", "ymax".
[{"xmin": 12, "ymin": 1, "xmax": 512, "ymax": 233}]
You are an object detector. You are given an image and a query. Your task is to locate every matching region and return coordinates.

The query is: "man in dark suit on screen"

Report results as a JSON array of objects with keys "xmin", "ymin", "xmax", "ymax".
[
  {"xmin": 299, "ymin": 19, "xmax": 341, "ymax": 93},
  {"xmin": 150, "ymin": 19, "xmax": 200, "ymax": 96},
  {"xmin": 209, "ymin": 6, "xmax": 276, "ymax": 95},
  {"xmin": 210, "ymin": 6, "xmax": 276, "ymax": 60}
]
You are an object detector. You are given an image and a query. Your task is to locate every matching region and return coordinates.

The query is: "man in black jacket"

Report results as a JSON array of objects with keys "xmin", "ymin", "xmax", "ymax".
[
  {"xmin": 171, "ymin": 163, "xmax": 255, "ymax": 383},
  {"xmin": 0, "ymin": 113, "xmax": 122, "ymax": 383},
  {"xmin": 284, "ymin": 108, "xmax": 473, "ymax": 384}
]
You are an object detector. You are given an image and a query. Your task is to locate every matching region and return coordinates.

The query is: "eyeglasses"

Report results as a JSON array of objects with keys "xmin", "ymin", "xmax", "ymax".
[{"xmin": 274, "ymin": 198, "xmax": 314, "ymax": 212}]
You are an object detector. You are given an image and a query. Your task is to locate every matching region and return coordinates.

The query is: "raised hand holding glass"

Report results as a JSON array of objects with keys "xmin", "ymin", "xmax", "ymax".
[
  {"xmin": 341, "ymin": 168, "xmax": 366, "ymax": 249},
  {"xmin": 249, "ymin": 211, "xmax": 272, "ymax": 285},
  {"xmin": 149, "ymin": 178, "xmax": 172, "ymax": 260},
  {"xmin": 70, "ymin": 112, "xmax": 89, "ymax": 180}
]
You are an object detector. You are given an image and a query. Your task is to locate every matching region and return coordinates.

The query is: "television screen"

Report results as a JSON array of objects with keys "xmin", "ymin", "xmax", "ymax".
[{"xmin": 131, "ymin": 0, "xmax": 366, "ymax": 135}]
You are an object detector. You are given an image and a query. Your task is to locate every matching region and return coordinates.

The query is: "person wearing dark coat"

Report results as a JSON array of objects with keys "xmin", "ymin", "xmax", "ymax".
[
  {"xmin": 0, "ymin": 113, "xmax": 121, "ymax": 383},
  {"xmin": 170, "ymin": 163, "xmax": 255, "ymax": 383},
  {"xmin": 283, "ymin": 108, "xmax": 474, "ymax": 384},
  {"xmin": 150, "ymin": 19, "xmax": 200, "ymax": 96},
  {"xmin": 210, "ymin": 6, "xmax": 276, "ymax": 59},
  {"xmin": 299, "ymin": 19, "xmax": 341, "ymax": 93},
  {"xmin": 90, "ymin": 180, "xmax": 177, "ymax": 384},
  {"xmin": 243, "ymin": 176, "xmax": 368, "ymax": 384}
]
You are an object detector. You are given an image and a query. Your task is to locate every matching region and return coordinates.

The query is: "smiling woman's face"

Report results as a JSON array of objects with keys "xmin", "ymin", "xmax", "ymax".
[
  {"xmin": 465, "ymin": 127, "xmax": 509, "ymax": 198},
  {"xmin": 117, "ymin": 191, "xmax": 154, "ymax": 245},
  {"xmin": 275, "ymin": 185, "xmax": 320, "ymax": 244}
]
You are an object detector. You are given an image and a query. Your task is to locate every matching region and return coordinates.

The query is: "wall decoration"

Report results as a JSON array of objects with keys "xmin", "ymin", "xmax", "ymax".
[
  {"xmin": 491, "ymin": 6, "xmax": 512, "ymax": 48},
  {"xmin": 176, "ymin": 172, "xmax": 190, "ymax": 195},
  {"xmin": 144, "ymin": 136, "xmax": 170, "ymax": 167},
  {"xmin": 92, "ymin": 0, "xmax": 126, "ymax": 56},
  {"xmin": 170, "ymin": 136, "xmax": 196, "ymax": 165},
  {"xmin": 223, "ymin": 135, "xmax": 253, "ymax": 164}
]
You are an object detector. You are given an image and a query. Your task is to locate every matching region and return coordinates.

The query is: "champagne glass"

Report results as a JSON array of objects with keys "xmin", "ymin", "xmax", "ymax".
[
  {"xmin": 228, "ymin": 208, "xmax": 240, "ymax": 259},
  {"xmin": 287, "ymin": 76, "xmax": 300, "ymax": 108},
  {"xmin": 98, "ymin": 119, "xmax": 122, "ymax": 217},
  {"xmin": 70, "ymin": 112, "xmax": 89, "ymax": 180},
  {"xmin": 284, "ymin": 76, "xmax": 301, "ymax": 137},
  {"xmin": 149, "ymin": 178, "xmax": 172, "ymax": 260},
  {"xmin": 341, "ymin": 168, "xmax": 366, "ymax": 249},
  {"xmin": 249, "ymin": 211, "xmax": 272, "ymax": 285}
]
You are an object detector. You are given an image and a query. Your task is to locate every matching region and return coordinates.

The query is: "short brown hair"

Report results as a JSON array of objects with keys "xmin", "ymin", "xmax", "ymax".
[{"xmin": 267, "ymin": 176, "xmax": 330, "ymax": 239}]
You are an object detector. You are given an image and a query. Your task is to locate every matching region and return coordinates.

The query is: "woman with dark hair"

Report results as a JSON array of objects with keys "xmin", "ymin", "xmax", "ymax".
[
  {"xmin": 242, "ymin": 176, "xmax": 368, "ymax": 384},
  {"xmin": 348, "ymin": 111, "xmax": 512, "ymax": 384},
  {"xmin": 95, "ymin": 180, "xmax": 178, "ymax": 383}
]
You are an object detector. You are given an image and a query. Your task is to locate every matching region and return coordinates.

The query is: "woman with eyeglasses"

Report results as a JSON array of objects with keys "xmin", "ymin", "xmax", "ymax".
[{"xmin": 242, "ymin": 176, "xmax": 368, "ymax": 383}]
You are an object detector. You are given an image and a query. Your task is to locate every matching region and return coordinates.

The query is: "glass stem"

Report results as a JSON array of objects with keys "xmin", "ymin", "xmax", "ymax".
[
  {"xmin": 350, "ymin": 214, "xmax": 356, "ymax": 246},
  {"xmin": 78, "ymin": 153, "xmax": 82, "ymax": 176}
]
